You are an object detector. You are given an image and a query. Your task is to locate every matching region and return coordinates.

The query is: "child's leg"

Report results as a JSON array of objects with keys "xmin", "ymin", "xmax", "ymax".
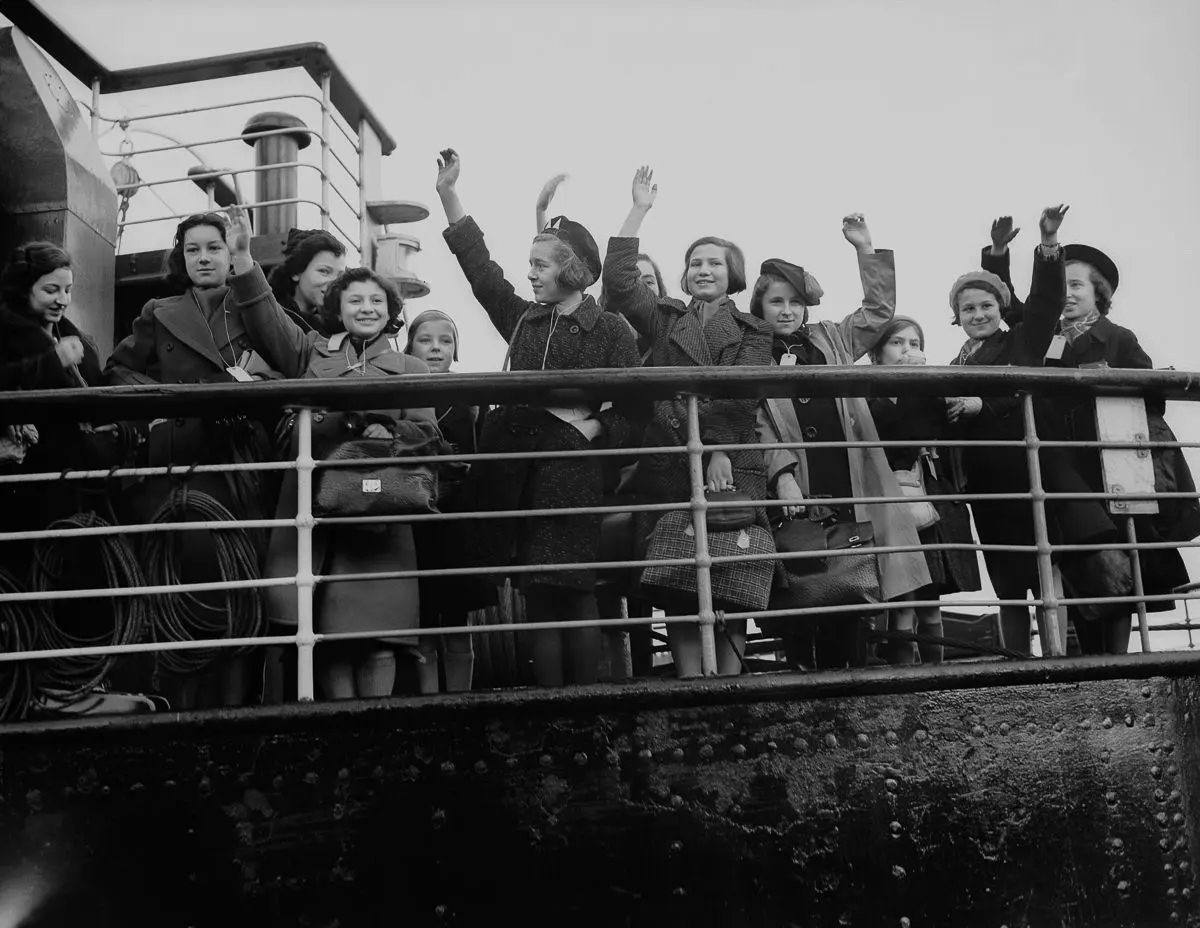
[
  {"xmin": 916, "ymin": 604, "xmax": 944, "ymax": 665},
  {"xmin": 886, "ymin": 598, "xmax": 917, "ymax": 665},
  {"xmin": 355, "ymin": 647, "xmax": 397, "ymax": 697},
  {"xmin": 524, "ymin": 586, "xmax": 566, "ymax": 687},
  {"xmin": 1103, "ymin": 615, "xmax": 1133, "ymax": 654},
  {"xmin": 319, "ymin": 645, "xmax": 356, "ymax": 700},
  {"xmin": 442, "ymin": 631, "xmax": 475, "ymax": 692},
  {"xmin": 562, "ymin": 590, "xmax": 600, "ymax": 685},
  {"xmin": 714, "ymin": 619, "xmax": 746, "ymax": 676},
  {"xmin": 415, "ymin": 638, "xmax": 441, "ymax": 695},
  {"xmin": 668, "ymin": 623, "xmax": 703, "ymax": 678}
]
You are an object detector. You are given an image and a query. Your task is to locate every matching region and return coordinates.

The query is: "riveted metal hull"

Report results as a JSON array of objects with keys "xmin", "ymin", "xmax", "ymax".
[{"xmin": 2, "ymin": 661, "xmax": 1199, "ymax": 927}]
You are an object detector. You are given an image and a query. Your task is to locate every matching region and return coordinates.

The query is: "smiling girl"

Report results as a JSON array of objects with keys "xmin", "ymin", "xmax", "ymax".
[
  {"xmin": 241, "ymin": 266, "xmax": 440, "ymax": 700},
  {"xmin": 436, "ymin": 148, "xmax": 640, "ymax": 688},
  {"xmin": 267, "ymin": 228, "xmax": 347, "ymax": 336}
]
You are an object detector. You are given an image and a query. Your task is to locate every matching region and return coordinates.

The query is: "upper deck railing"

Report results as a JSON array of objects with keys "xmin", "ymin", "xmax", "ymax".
[{"xmin": 3, "ymin": 366, "xmax": 1200, "ymax": 720}]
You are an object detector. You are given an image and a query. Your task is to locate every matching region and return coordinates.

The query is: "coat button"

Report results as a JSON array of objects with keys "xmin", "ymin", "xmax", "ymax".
[
  {"xmin": 314, "ymin": 413, "xmax": 325, "ymax": 423},
  {"xmin": 165, "ymin": 342, "xmax": 174, "ymax": 351},
  {"xmin": 797, "ymin": 397, "xmax": 810, "ymax": 405},
  {"xmin": 668, "ymin": 417, "xmax": 681, "ymax": 429},
  {"xmin": 570, "ymin": 325, "xmax": 580, "ymax": 334},
  {"xmin": 804, "ymin": 426, "xmax": 819, "ymax": 440}
]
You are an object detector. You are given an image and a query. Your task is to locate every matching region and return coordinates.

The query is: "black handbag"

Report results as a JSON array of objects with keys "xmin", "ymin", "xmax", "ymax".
[
  {"xmin": 771, "ymin": 512, "xmax": 881, "ymax": 610},
  {"xmin": 314, "ymin": 439, "xmax": 438, "ymax": 518},
  {"xmin": 706, "ymin": 488, "xmax": 756, "ymax": 531}
]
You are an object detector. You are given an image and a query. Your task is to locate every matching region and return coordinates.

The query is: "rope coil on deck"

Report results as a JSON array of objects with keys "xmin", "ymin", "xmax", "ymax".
[{"xmin": 0, "ymin": 567, "xmax": 38, "ymax": 720}]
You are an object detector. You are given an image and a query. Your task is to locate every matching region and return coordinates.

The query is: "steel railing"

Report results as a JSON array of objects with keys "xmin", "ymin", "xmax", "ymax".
[{"xmin": 2, "ymin": 366, "xmax": 1199, "ymax": 713}]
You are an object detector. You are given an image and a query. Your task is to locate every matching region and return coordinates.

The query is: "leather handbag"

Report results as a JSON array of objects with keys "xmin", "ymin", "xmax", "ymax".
[
  {"xmin": 893, "ymin": 462, "xmax": 940, "ymax": 532},
  {"xmin": 706, "ymin": 488, "xmax": 756, "ymax": 532},
  {"xmin": 314, "ymin": 438, "xmax": 438, "ymax": 518},
  {"xmin": 1058, "ymin": 548, "xmax": 1134, "ymax": 623},
  {"xmin": 640, "ymin": 509, "xmax": 775, "ymax": 612},
  {"xmin": 772, "ymin": 513, "xmax": 881, "ymax": 609}
]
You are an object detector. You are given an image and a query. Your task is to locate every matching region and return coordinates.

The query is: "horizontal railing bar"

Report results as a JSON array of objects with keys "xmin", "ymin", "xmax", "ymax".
[
  {"xmin": 100, "ymin": 125, "xmax": 323, "ymax": 158},
  {"xmin": 7, "ymin": 367, "xmax": 1199, "ymax": 422},
  {"xmin": 0, "ymin": 575, "xmax": 295, "ymax": 604},
  {"xmin": 120, "ymin": 196, "xmax": 328, "ymax": 228},
  {"xmin": 92, "ymin": 91, "xmax": 325, "ymax": 125},
  {"xmin": 114, "ymin": 161, "xmax": 323, "ymax": 196}
]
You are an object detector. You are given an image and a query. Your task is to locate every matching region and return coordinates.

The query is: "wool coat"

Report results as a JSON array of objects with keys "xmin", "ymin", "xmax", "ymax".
[
  {"xmin": 240, "ymin": 294, "xmax": 438, "ymax": 642},
  {"xmin": 752, "ymin": 249, "xmax": 931, "ymax": 603},
  {"xmin": 603, "ymin": 235, "xmax": 772, "ymax": 523},
  {"xmin": 444, "ymin": 216, "xmax": 641, "ymax": 590},
  {"xmin": 0, "ymin": 307, "xmax": 108, "ymax": 540}
]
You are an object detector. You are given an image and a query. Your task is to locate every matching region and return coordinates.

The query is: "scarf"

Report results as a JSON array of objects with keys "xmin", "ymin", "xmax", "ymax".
[
  {"xmin": 955, "ymin": 337, "xmax": 986, "ymax": 365},
  {"xmin": 772, "ymin": 331, "xmax": 821, "ymax": 365},
  {"xmin": 1060, "ymin": 310, "xmax": 1101, "ymax": 344}
]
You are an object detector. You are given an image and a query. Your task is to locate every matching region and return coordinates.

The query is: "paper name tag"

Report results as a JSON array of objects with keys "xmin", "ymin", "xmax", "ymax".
[
  {"xmin": 1045, "ymin": 335, "xmax": 1067, "ymax": 361},
  {"xmin": 780, "ymin": 353, "xmax": 798, "ymax": 367},
  {"xmin": 362, "ymin": 479, "xmax": 382, "ymax": 494},
  {"xmin": 737, "ymin": 530, "xmax": 750, "ymax": 549},
  {"xmin": 226, "ymin": 365, "xmax": 254, "ymax": 382}
]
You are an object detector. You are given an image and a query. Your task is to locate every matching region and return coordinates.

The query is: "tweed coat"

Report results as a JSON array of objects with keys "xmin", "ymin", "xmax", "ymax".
[
  {"xmin": 751, "ymin": 252, "xmax": 931, "ymax": 603},
  {"xmin": 239, "ymin": 292, "xmax": 438, "ymax": 641},
  {"xmin": 443, "ymin": 216, "xmax": 641, "ymax": 590},
  {"xmin": 602, "ymin": 235, "xmax": 772, "ymax": 527}
]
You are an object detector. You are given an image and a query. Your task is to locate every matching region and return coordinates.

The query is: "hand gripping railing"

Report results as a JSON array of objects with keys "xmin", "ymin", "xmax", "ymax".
[{"xmin": 2, "ymin": 365, "xmax": 1200, "ymax": 711}]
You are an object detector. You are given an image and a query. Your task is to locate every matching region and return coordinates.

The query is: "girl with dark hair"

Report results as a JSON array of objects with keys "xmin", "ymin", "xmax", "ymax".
[
  {"xmin": 981, "ymin": 212, "xmax": 1197, "ymax": 654},
  {"xmin": 867, "ymin": 317, "xmax": 981, "ymax": 664},
  {"xmin": 603, "ymin": 166, "xmax": 773, "ymax": 678},
  {"xmin": 266, "ymin": 228, "xmax": 347, "ymax": 335},
  {"xmin": 105, "ymin": 208, "xmax": 280, "ymax": 709},
  {"xmin": 746, "ymin": 218, "xmax": 929, "ymax": 670},
  {"xmin": 241, "ymin": 266, "xmax": 440, "ymax": 699},
  {"xmin": 404, "ymin": 309, "xmax": 483, "ymax": 693},
  {"xmin": 0, "ymin": 243, "xmax": 108, "ymax": 561},
  {"xmin": 436, "ymin": 148, "xmax": 640, "ymax": 688}
]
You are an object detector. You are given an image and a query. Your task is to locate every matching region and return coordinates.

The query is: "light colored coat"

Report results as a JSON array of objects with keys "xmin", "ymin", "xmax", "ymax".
[{"xmin": 755, "ymin": 250, "xmax": 931, "ymax": 601}]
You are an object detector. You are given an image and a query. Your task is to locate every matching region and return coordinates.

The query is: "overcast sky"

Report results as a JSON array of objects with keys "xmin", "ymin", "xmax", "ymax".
[{"xmin": 9, "ymin": 0, "xmax": 1200, "ymax": 646}]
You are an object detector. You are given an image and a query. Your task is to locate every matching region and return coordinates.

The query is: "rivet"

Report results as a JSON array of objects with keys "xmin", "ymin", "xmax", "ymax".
[
  {"xmin": 767, "ymin": 741, "xmax": 779, "ymax": 752},
  {"xmin": 793, "ymin": 738, "xmax": 809, "ymax": 752},
  {"xmin": 1170, "ymin": 913, "xmax": 1180, "ymax": 924},
  {"xmin": 885, "ymin": 731, "xmax": 899, "ymax": 745},
  {"xmin": 441, "ymin": 761, "xmax": 456, "ymax": 775},
  {"xmin": 971, "ymin": 725, "xmax": 985, "ymax": 737},
  {"xmin": 1173, "ymin": 813, "xmax": 1185, "ymax": 826},
  {"xmin": 669, "ymin": 840, "xmax": 683, "ymax": 853},
  {"xmin": 1053, "ymin": 722, "xmax": 1064, "ymax": 733},
  {"xmin": 606, "ymin": 751, "xmax": 620, "ymax": 766},
  {"xmin": 574, "ymin": 752, "xmax": 588, "ymax": 766},
  {"xmin": 337, "ymin": 768, "xmax": 350, "ymax": 781},
  {"xmin": 900, "ymin": 919, "xmax": 911, "ymax": 928},
  {"xmin": 699, "ymin": 744, "xmax": 714, "ymax": 759},
  {"xmin": 824, "ymin": 734, "xmax": 839, "ymax": 749},
  {"xmin": 732, "ymin": 743, "xmax": 747, "ymax": 757},
  {"xmin": 671, "ymin": 748, "xmax": 685, "ymax": 761},
  {"xmin": 856, "ymin": 734, "xmax": 870, "ymax": 747},
  {"xmin": 1078, "ymin": 719, "xmax": 1092, "ymax": 730},
  {"xmin": 1156, "ymin": 812, "xmax": 1170, "ymax": 826},
  {"xmin": 272, "ymin": 775, "xmax": 284, "ymax": 790},
  {"xmin": 1165, "ymin": 862, "xmax": 1175, "ymax": 873},
  {"xmin": 1183, "ymin": 887, "xmax": 1192, "ymax": 900},
  {"xmin": 1105, "ymin": 791, "xmax": 1118, "ymax": 805},
  {"xmin": 1179, "ymin": 861, "xmax": 1190, "ymax": 873},
  {"xmin": 1152, "ymin": 766, "xmax": 1164, "ymax": 779},
  {"xmin": 891, "ymin": 865, "xmax": 907, "ymax": 879},
  {"xmin": 1156, "ymin": 789, "xmax": 1168, "ymax": 803},
  {"xmin": 670, "ymin": 794, "xmax": 684, "ymax": 808},
  {"xmin": 199, "ymin": 777, "xmax": 214, "ymax": 795},
  {"xmin": 506, "ymin": 757, "xmax": 519, "ymax": 769},
  {"xmin": 1026, "ymin": 723, "xmax": 1037, "ymax": 734},
  {"xmin": 1163, "ymin": 838, "xmax": 1173, "ymax": 850},
  {"xmin": 1145, "ymin": 715, "xmax": 1157, "ymax": 728},
  {"xmin": 129, "ymin": 782, "xmax": 145, "ymax": 793},
  {"xmin": 164, "ymin": 779, "xmax": 177, "ymax": 789},
  {"xmin": 1125, "ymin": 715, "xmax": 1135, "ymax": 727},
  {"xmin": 431, "ymin": 809, "xmax": 446, "ymax": 827},
  {"xmin": 100, "ymin": 786, "xmax": 111, "ymax": 796},
  {"xmin": 1168, "ymin": 888, "xmax": 1178, "ymax": 898},
  {"xmin": 1117, "ymin": 880, "xmax": 1131, "ymax": 893},
  {"xmin": 652, "ymin": 785, "xmax": 669, "ymax": 800},
  {"xmin": 1163, "ymin": 742, "xmax": 1176, "ymax": 754},
  {"xmin": 1170, "ymin": 790, "xmax": 1182, "ymax": 804},
  {"xmin": 889, "ymin": 821, "xmax": 903, "ymax": 837},
  {"xmin": 474, "ymin": 761, "xmax": 488, "ymax": 775},
  {"xmin": 371, "ymin": 766, "xmax": 385, "ymax": 779},
  {"xmin": 913, "ymin": 729, "xmax": 929, "ymax": 742},
  {"xmin": 999, "ymin": 723, "xmax": 1011, "ymax": 736},
  {"xmin": 1143, "ymin": 686, "xmax": 1154, "ymax": 698},
  {"xmin": 637, "ymin": 749, "xmax": 653, "ymax": 763},
  {"xmin": 672, "ymin": 887, "xmax": 686, "ymax": 897},
  {"xmin": 1102, "ymin": 717, "xmax": 1114, "ymax": 729},
  {"xmin": 539, "ymin": 755, "xmax": 554, "ymax": 768},
  {"xmin": 302, "ymin": 772, "xmax": 318, "ymax": 786},
  {"xmin": 1169, "ymin": 763, "xmax": 1180, "ymax": 777},
  {"xmin": 885, "ymin": 778, "xmax": 899, "ymax": 792},
  {"xmin": 1111, "ymin": 838, "xmax": 1125, "ymax": 850},
  {"xmin": 434, "ymin": 904, "xmax": 449, "ymax": 920}
]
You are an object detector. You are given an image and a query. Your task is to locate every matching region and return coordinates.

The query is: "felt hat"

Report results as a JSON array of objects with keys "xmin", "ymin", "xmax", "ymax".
[
  {"xmin": 949, "ymin": 270, "xmax": 1011, "ymax": 322},
  {"xmin": 1064, "ymin": 244, "xmax": 1119, "ymax": 293},
  {"xmin": 542, "ymin": 215, "xmax": 602, "ymax": 283},
  {"xmin": 758, "ymin": 258, "xmax": 824, "ymax": 308}
]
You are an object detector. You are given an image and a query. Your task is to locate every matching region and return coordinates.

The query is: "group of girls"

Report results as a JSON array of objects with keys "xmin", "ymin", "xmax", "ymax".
[{"xmin": 2, "ymin": 152, "xmax": 1194, "ymax": 708}]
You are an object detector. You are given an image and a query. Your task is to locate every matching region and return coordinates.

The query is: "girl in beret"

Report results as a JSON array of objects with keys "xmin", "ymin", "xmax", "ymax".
[
  {"xmin": 981, "ymin": 212, "xmax": 1197, "ymax": 653},
  {"xmin": 267, "ymin": 228, "xmax": 347, "ymax": 336},
  {"xmin": 436, "ymin": 148, "xmax": 641, "ymax": 688},
  {"xmin": 748, "ymin": 219, "xmax": 930, "ymax": 670},
  {"xmin": 603, "ymin": 166, "xmax": 774, "ymax": 677}
]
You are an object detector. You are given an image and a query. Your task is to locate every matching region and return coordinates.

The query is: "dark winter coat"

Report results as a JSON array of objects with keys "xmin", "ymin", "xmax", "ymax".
[
  {"xmin": 443, "ymin": 216, "xmax": 641, "ymax": 590},
  {"xmin": 602, "ymin": 235, "xmax": 772, "ymax": 536}
]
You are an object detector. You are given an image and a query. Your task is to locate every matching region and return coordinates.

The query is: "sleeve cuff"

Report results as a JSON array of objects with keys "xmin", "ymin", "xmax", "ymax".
[
  {"xmin": 442, "ymin": 215, "xmax": 482, "ymax": 251},
  {"xmin": 229, "ymin": 262, "xmax": 272, "ymax": 306}
]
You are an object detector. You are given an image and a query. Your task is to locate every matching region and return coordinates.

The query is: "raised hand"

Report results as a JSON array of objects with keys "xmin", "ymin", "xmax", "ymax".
[
  {"xmin": 842, "ymin": 213, "xmax": 874, "ymax": 253},
  {"xmin": 536, "ymin": 173, "xmax": 568, "ymax": 213},
  {"xmin": 1039, "ymin": 203, "xmax": 1070, "ymax": 243},
  {"xmin": 631, "ymin": 165, "xmax": 657, "ymax": 211},
  {"xmin": 362, "ymin": 423, "xmax": 392, "ymax": 440},
  {"xmin": 436, "ymin": 148, "xmax": 461, "ymax": 192},
  {"xmin": 55, "ymin": 335, "xmax": 84, "ymax": 368},
  {"xmin": 990, "ymin": 216, "xmax": 1021, "ymax": 255},
  {"xmin": 226, "ymin": 203, "xmax": 253, "ymax": 257}
]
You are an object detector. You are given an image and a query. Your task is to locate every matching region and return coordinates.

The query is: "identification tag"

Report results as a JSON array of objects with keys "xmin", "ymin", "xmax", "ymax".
[
  {"xmin": 780, "ymin": 353, "xmax": 797, "ymax": 367},
  {"xmin": 1045, "ymin": 335, "xmax": 1067, "ymax": 360},
  {"xmin": 226, "ymin": 365, "xmax": 254, "ymax": 382}
]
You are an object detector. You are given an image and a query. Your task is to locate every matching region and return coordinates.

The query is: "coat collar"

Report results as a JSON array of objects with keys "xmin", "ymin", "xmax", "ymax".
[
  {"xmin": 666, "ymin": 297, "xmax": 755, "ymax": 366},
  {"xmin": 153, "ymin": 286, "xmax": 246, "ymax": 369},
  {"xmin": 521, "ymin": 294, "xmax": 603, "ymax": 331},
  {"xmin": 953, "ymin": 329, "xmax": 1008, "ymax": 366},
  {"xmin": 312, "ymin": 332, "xmax": 407, "ymax": 378},
  {"xmin": 1067, "ymin": 314, "xmax": 1115, "ymax": 347}
]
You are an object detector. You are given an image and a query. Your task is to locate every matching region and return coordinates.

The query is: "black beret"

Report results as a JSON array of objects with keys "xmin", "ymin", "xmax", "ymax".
[
  {"xmin": 1064, "ymin": 243, "xmax": 1119, "ymax": 293},
  {"xmin": 543, "ymin": 215, "xmax": 602, "ymax": 283}
]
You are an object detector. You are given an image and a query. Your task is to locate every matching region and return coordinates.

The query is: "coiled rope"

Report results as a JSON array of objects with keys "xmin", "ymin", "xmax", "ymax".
[
  {"xmin": 143, "ymin": 485, "xmax": 263, "ymax": 676},
  {"xmin": 29, "ymin": 511, "xmax": 150, "ymax": 704},
  {"xmin": 0, "ymin": 567, "xmax": 37, "ymax": 721}
]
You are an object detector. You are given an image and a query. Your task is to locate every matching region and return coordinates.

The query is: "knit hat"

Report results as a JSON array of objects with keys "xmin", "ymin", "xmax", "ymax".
[
  {"xmin": 949, "ymin": 270, "xmax": 1011, "ymax": 324},
  {"xmin": 541, "ymin": 215, "xmax": 602, "ymax": 283},
  {"xmin": 405, "ymin": 309, "xmax": 460, "ymax": 361}
]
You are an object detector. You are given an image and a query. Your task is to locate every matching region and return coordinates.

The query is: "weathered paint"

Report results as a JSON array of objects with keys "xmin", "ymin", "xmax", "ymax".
[{"xmin": 2, "ymin": 664, "xmax": 1199, "ymax": 927}]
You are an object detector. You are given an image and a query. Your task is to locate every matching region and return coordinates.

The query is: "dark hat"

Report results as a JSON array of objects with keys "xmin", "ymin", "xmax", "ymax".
[
  {"xmin": 759, "ymin": 259, "xmax": 824, "ymax": 307},
  {"xmin": 542, "ymin": 215, "xmax": 602, "ymax": 283},
  {"xmin": 405, "ymin": 308, "xmax": 460, "ymax": 361},
  {"xmin": 1064, "ymin": 244, "xmax": 1119, "ymax": 292},
  {"xmin": 283, "ymin": 227, "xmax": 324, "ymax": 253}
]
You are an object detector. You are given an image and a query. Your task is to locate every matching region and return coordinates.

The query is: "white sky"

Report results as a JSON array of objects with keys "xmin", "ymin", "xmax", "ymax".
[{"xmin": 8, "ymin": 0, "xmax": 1200, "ymax": 648}]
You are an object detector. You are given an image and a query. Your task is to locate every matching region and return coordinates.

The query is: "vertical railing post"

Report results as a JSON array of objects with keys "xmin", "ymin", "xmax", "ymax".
[
  {"xmin": 685, "ymin": 395, "xmax": 719, "ymax": 675},
  {"xmin": 90, "ymin": 78, "xmax": 100, "ymax": 138},
  {"xmin": 1127, "ymin": 516, "xmax": 1151, "ymax": 652},
  {"xmin": 295, "ymin": 407, "xmax": 317, "ymax": 700},
  {"xmin": 319, "ymin": 73, "xmax": 332, "ymax": 232},
  {"xmin": 357, "ymin": 119, "xmax": 382, "ymax": 268},
  {"xmin": 1023, "ymin": 393, "xmax": 1065, "ymax": 657}
]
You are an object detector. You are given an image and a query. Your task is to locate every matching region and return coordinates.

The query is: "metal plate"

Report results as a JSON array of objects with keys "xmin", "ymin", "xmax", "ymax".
[{"xmin": 367, "ymin": 200, "xmax": 429, "ymax": 226}]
